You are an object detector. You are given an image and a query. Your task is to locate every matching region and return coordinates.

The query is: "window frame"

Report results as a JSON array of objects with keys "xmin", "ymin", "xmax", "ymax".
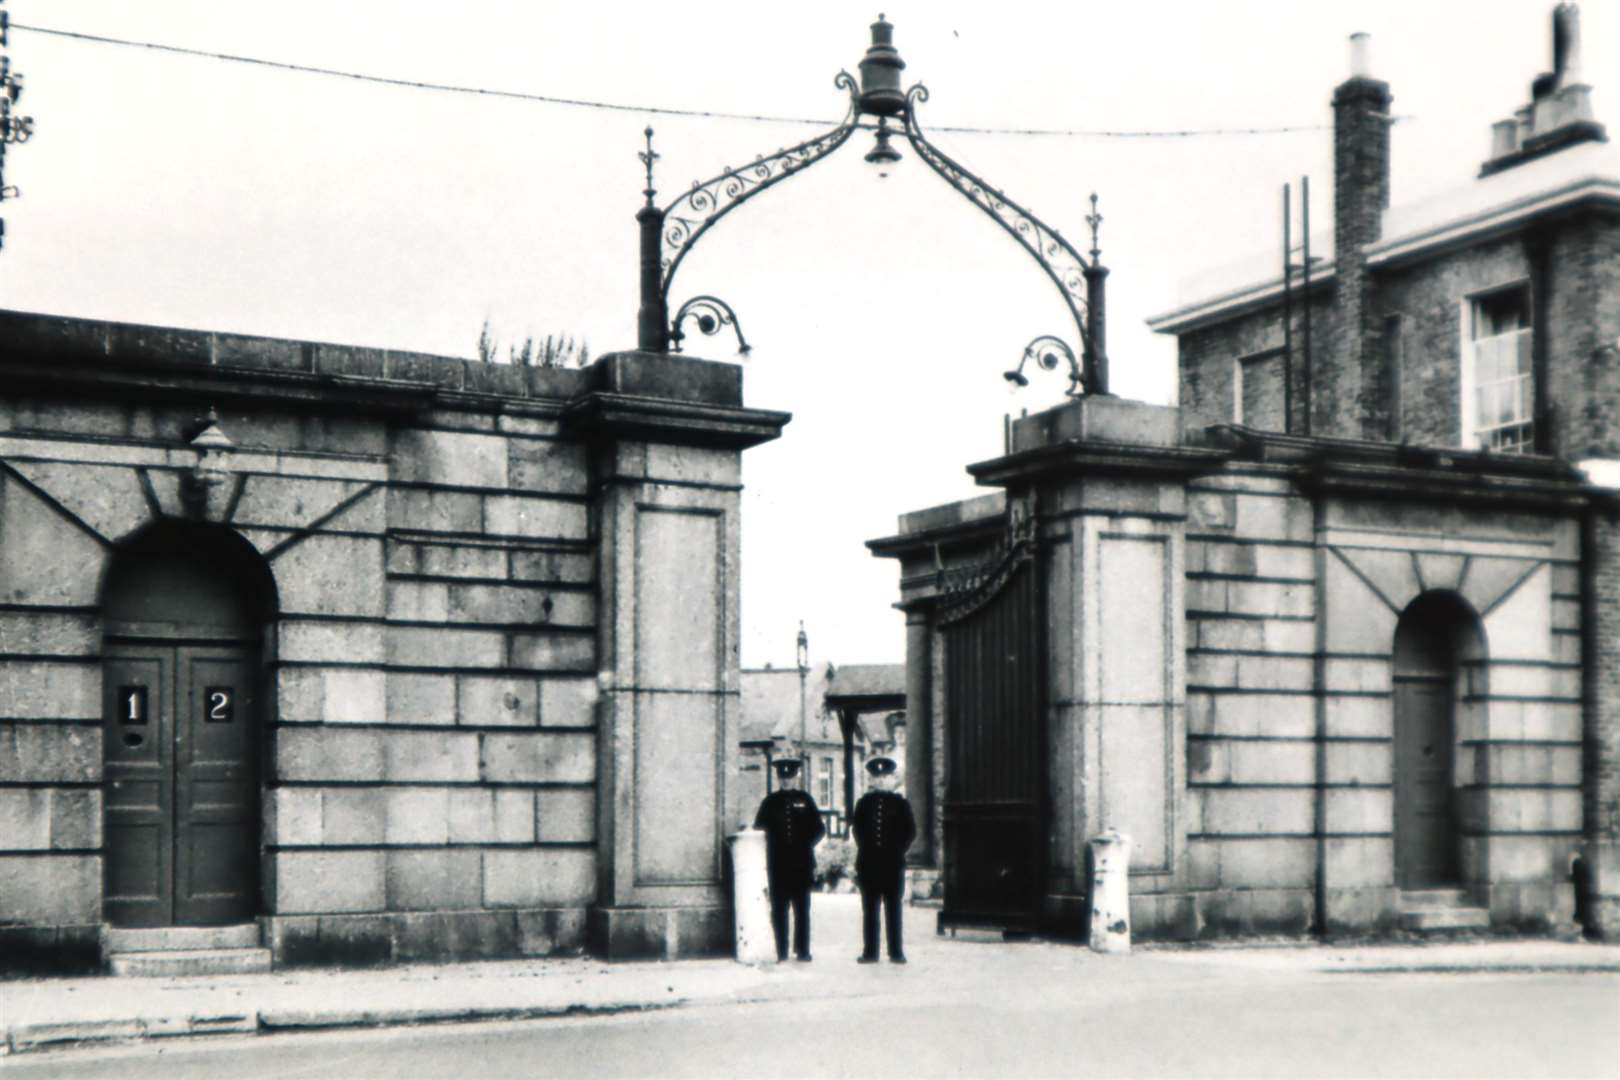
[{"xmin": 1458, "ymin": 281, "xmax": 1533, "ymax": 453}]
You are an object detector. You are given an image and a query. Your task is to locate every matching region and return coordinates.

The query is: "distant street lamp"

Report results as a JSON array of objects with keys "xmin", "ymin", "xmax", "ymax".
[
  {"xmin": 796, "ymin": 621, "xmax": 810, "ymax": 782},
  {"xmin": 631, "ymin": 14, "xmax": 1110, "ymax": 394}
]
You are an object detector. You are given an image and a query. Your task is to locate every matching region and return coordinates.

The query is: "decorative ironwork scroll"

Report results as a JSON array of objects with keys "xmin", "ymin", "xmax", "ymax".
[
  {"xmin": 660, "ymin": 72, "xmax": 862, "ymax": 302},
  {"xmin": 935, "ymin": 500, "xmax": 1039, "ymax": 626},
  {"xmin": 671, "ymin": 295, "xmax": 751, "ymax": 355},
  {"xmin": 900, "ymin": 84, "xmax": 1097, "ymax": 393}
]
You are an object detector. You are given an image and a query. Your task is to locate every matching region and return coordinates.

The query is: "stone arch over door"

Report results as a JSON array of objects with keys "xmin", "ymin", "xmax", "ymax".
[
  {"xmin": 100, "ymin": 520, "xmax": 278, "ymax": 927},
  {"xmin": 1392, "ymin": 591, "xmax": 1485, "ymax": 889}
]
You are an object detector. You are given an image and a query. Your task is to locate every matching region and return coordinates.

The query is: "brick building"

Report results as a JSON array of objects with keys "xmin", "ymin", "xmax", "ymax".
[
  {"xmin": 873, "ymin": 5, "xmax": 1619, "ymax": 940},
  {"xmin": 0, "ymin": 312, "xmax": 787, "ymax": 974}
]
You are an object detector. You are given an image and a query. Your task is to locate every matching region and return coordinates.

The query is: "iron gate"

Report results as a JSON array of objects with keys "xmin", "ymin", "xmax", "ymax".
[{"xmin": 939, "ymin": 549, "xmax": 1045, "ymax": 932}]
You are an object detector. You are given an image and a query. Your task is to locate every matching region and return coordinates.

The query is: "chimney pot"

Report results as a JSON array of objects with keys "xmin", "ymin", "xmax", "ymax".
[
  {"xmin": 1490, "ymin": 118, "xmax": 1520, "ymax": 158},
  {"xmin": 1349, "ymin": 32, "xmax": 1372, "ymax": 79}
]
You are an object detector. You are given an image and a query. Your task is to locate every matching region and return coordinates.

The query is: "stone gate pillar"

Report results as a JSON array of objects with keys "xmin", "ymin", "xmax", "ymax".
[
  {"xmin": 566, "ymin": 352, "xmax": 788, "ymax": 959},
  {"xmin": 970, "ymin": 397, "xmax": 1220, "ymax": 937}
]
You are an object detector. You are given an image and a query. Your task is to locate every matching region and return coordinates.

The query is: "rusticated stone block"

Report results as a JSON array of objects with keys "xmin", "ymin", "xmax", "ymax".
[
  {"xmin": 393, "ymin": 429, "xmax": 508, "ymax": 489},
  {"xmin": 509, "ymin": 439, "xmax": 588, "ymax": 494},
  {"xmin": 272, "ymin": 850, "xmax": 385, "ymax": 913},
  {"xmin": 0, "ymin": 788, "xmax": 51, "ymax": 849},
  {"xmin": 537, "ymin": 788, "xmax": 596, "ymax": 843},
  {"xmin": 1198, "ymin": 788, "xmax": 1313, "ymax": 836},
  {"xmin": 49, "ymin": 788, "xmax": 101, "ymax": 849},
  {"xmin": 385, "ymin": 848, "xmax": 483, "ymax": 911},
  {"xmin": 1324, "ymin": 836, "xmax": 1394, "ymax": 887},
  {"xmin": 322, "ymin": 788, "xmax": 386, "ymax": 844},
  {"xmin": 386, "ymin": 580, "xmax": 450, "ymax": 622},
  {"xmin": 383, "ymin": 731, "xmax": 479, "ymax": 782},
  {"xmin": 447, "ymin": 788, "xmax": 498, "ymax": 843},
  {"xmin": 276, "ymin": 728, "xmax": 385, "ymax": 782},
  {"xmin": 0, "ymin": 853, "xmax": 101, "ymax": 923},
  {"xmin": 0, "ymin": 611, "xmax": 98, "ymax": 656},
  {"xmin": 387, "ymin": 626, "xmax": 504, "ymax": 669},
  {"xmin": 265, "ymin": 787, "xmax": 322, "ymax": 846},
  {"xmin": 479, "ymin": 731, "xmax": 595, "ymax": 784},
  {"xmin": 386, "ymin": 489, "xmax": 481, "ymax": 534},
  {"xmin": 271, "ymin": 534, "xmax": 385, "ymax": 617},
  {"xmin": 1214, "ymin": 837, "xmax": 1315, "ymax": 889},
  {"xmin": 483, "ymin": 848, "xmax": 596, "ymax": 907},
  {"xmin": 457, "ymin": 675, "xmax": 540, "ymax": 727},
  {"xmin": 483, "ymin": 494, "xmax": 588, "ymax": 541},
  {"xmin": 385, "ymin": 672, "xmax": 456, "ymax": 726},
  {"xmin": 1323, "ymin": 788, "xmax": 1391, "ymax": 834},
  {"xmin": 496, "ymin": 789, "xmax": 537, "ymax": 844},
  {"xmin": 277, "ymin": 621, "xmax": 386, "ymax": 665},
  {"xmin": 508, "ymin": 632, "xmax": 596, "ymax": 672},
  {"xmin": 0, "ymin": 661, "xmax": 100, "ymax": 720},
  {"xmin": 0, "ymin": 724, "xmax": 100, "ymax": 782},
  {"xmin": 540, "ymin": 677, "xmax": 600, "ymax": 728},
  {"xmin": 384, "ymin": 788, "xmax": 450, "ymax": 845}
]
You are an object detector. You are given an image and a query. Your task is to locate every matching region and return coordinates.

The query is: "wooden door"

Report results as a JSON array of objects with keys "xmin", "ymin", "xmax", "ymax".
[
  {"xmin": 1394, "ymin": 674, "xmax": 1457, "ymax": 888},
  {"xmin": 105, "ymin": 644, "xmax": 259, "ymax": 926}
]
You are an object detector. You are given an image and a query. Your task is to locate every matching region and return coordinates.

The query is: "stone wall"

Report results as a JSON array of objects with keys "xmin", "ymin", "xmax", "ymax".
[
  {"xmin": 0, "ymin": 309, "xmax": 784, "ymax": 971},
  {"xmin": 1183, "ymin": 468, "xmax": 1319, "ymax": 936}
]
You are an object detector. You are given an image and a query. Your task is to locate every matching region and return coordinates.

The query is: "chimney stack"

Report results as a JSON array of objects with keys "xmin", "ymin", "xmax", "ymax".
[
  {"xmin": 1482, "ymin": 3, "xmax": 1604, "ymax": 176},
  {"xmin": 1331, "ymin": 33, "xmax": 1393, "ymax": 440}
]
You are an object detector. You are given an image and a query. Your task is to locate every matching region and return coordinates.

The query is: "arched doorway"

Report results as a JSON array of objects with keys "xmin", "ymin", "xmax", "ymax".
[
  {"xmin": 1392, "ymin": 591, "xmax": 1483, "ymax": 890},
  {"xmin": 101, "ymin": 521, "xmax": 277, "ymax": 927}
]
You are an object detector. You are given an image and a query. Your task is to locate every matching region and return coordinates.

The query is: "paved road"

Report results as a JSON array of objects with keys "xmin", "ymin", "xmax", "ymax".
[{"xmin": 10, "ymin": 963, "xmax": 1617, "ymax": 1078}]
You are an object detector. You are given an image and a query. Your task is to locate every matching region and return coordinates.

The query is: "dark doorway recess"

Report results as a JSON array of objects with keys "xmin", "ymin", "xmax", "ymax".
[
  {"xmin": 1392, "ymin": 591, "xmax": 1483, "ymax": 890},
  {"xmin": 101, "ymin": 521, "xmax": 276, "ymax": 927}
]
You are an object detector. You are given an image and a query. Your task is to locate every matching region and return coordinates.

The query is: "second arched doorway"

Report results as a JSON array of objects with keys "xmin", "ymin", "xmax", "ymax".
[{"xmin": 1391, "ymin": 591, "xmax": 1484, "ymax": 890}]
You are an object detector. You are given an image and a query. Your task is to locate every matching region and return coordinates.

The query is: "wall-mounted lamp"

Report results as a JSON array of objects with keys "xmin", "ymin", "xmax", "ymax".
[
  {"xmin": 183, "ymin": 408, "xmax": 235, "ymax": 517},
  {"xmin": 1004, "ymin": 335, "xmax": 1083, "ymax": 397}
]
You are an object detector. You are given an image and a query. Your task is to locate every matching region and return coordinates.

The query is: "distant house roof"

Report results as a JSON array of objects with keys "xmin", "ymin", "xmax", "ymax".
[
  {"xmin": 740, "ymin": 665, "xmax": 838, "ymax": 744},
  {"xmin": 824, "ymin": 663, "xmax": 905, "ymax": 703}
]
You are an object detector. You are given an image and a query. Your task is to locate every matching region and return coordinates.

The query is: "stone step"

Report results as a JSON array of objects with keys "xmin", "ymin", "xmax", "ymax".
[
  {"xmin": 108, "ymin": 947, "xmax": 272, "ymax": 978},
  {"xmin": 1399, "ymin": 907, "xmax": 1491, "ymax": 932},
  {"xmin": 104, "ymin": 924, "xmax": 260, "ymax": 953},
  {"xmin": 1399, "ymin": 888, "xmax": 1470, "ymax": 908}
]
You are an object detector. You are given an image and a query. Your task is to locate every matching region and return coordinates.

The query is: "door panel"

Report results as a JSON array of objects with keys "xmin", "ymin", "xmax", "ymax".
[
  {"xmin": 174, "ymin": 648, "xmax": 259, "ymax": 925},
  {"xmin": 1394, "ymin": 675, "xmax": 1458, "ymax": 888},
  {"xmin": 104, "ymin": 650, "xmax": 175, "ymax": 927}
]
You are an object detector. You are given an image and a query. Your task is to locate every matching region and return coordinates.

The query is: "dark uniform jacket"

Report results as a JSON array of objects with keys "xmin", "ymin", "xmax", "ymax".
[
  {"xmin": 754, "ymin": 789, "xmax": 824, "ymax": 887},
  {"xmin": 851, "ymin": 790, "xmax": 916, "ymax": 889}
]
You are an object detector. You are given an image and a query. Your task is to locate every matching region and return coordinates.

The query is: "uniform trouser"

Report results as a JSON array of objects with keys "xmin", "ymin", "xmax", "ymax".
[
  {"xmin": 768, "ymin": 878, "xmax": 811, "ymax": 959},
  {"xmin": 859, "ymin": 872, "xmax": 904, "ymax": 959}
]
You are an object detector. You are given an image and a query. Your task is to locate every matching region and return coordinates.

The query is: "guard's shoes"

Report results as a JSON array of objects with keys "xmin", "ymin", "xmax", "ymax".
[
  {"xmin": 857, "ymin": 954, "xmax": 879, "ymax": 964},
  {"xmin": 890, "ymin": 954, "xmax": 908, "ymax": 964},
  {"xmin": 795, "ymin": 953, "xmax": 813, "ymax": 962}
]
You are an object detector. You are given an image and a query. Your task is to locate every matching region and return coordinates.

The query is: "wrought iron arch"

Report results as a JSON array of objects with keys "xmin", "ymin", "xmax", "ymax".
[{"xmin": 634, "ymin": 16, "xmax": 1109, "ymax": 394}]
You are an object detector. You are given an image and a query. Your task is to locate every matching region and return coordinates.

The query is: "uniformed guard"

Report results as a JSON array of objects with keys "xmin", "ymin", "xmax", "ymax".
[
  {"xmin": 753, "ymin": 757, "xmax": 825, "ymax": 962},
  {"xmin": 851, "ymin": 755, "xmax": 916, "ymax": 963}
]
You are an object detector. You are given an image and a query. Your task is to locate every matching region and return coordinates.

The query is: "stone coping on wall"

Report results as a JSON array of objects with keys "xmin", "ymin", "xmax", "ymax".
[{"xmin": 0, "ymin": 311, "xmax": 787, "ymax": 443}]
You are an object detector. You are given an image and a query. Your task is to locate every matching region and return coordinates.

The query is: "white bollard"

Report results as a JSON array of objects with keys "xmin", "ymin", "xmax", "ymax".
[
  {"xmin": 729, "ymin": 828, "xmax": 776, "ymax": 964},
  {"xmin": 1088, "ymin": 830, "xmax": 1133, "ymax": 954}
]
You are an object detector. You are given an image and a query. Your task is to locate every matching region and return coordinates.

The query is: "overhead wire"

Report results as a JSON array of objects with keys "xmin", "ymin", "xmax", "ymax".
[{"xmin": 10, "ymin": 21, "xmax": 1340, "ymax": 139}]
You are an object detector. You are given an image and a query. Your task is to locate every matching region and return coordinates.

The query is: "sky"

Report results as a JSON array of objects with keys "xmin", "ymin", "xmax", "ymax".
[{"xmin": 1, "ymin": 0, "xmax": 1615, "ymax": 669}]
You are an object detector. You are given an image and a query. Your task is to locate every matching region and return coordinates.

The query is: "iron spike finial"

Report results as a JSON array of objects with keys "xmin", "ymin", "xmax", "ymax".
[
  {"xmin": 638, "ymin": 126, "xmax": 660, "ymax": 207},
  {"xmin": 1086, "ymin": 192, "xmax": 1103, "ymax": 262}
]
